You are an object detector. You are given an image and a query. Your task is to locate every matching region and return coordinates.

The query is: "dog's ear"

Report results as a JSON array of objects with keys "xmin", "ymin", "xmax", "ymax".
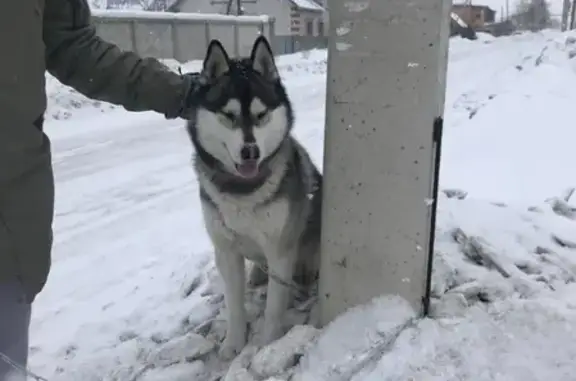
[
  {"xmin": 202, "ymin": 40, "xmax": 230, "ymax": 80},
  {"xmin": 250, "ymin": 36, "xmax": 279, "ymax": 81}
]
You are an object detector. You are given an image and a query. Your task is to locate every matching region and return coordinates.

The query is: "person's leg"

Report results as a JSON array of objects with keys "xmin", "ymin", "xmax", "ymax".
[
  {"xmin": 0, "ymin": 121, "xmax": 52, "ymax": 381},
  {"xmin": 0, "ymin": 281, "xmax": 31, "ymax": 381}
]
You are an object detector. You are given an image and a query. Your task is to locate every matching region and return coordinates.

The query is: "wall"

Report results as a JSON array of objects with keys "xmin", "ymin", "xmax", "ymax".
[
  {"xmin": 91, "ymin": 10, "xmax": 274, "ymax": 62},
  {"xmin": 242, "ymin": 0, "xmax": 292, "ymax": 35},
  {"xmin": 272, "ymin": 35, "xmax": 328, "ymax": 54}
]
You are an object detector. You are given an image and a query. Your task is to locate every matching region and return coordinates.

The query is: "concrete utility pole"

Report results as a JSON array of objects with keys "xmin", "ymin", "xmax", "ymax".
[{"xmin": 319, "ymin": 0, "xmax": 451, "ymax": 325}]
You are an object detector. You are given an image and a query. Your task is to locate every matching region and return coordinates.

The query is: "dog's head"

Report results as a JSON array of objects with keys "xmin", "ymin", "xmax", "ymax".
[{"xmin": 188, "ymin": 36, "xmax": 293, "ymax": 180}]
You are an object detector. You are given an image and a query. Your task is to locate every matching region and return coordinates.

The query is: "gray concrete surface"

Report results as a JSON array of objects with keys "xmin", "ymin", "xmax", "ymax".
[{"xmin": 319, "ymin": 0, "xmax": 452, "ymax": 325}]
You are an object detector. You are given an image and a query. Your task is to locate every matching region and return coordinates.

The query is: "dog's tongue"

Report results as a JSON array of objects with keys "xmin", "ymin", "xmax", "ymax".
[{"xmin": 236, "ymin": 160, "xmax": 259, "ymax": 178}]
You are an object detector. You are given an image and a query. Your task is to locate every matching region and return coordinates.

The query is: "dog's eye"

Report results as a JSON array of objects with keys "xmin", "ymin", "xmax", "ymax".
[
  {"xmin": 256, "ymin": 111, "xmax": 268, "ymax": 120},
  {"xmin": 223, "ymin": 112, "xmax": 236, "ymax": 121}
]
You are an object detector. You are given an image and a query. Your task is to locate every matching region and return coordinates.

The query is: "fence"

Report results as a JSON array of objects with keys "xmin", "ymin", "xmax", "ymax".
[
  {"xmin": 91, "ymin": 10, "xmax": 275, "ymax": 62},
  {"xmin": 272, "ymin": 35, "xmax": 329, "ymax": 55}
]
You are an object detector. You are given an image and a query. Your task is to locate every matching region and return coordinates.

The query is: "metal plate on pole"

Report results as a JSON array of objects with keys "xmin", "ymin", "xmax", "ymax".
[{"xmin": 319, "ymin": 0, "xmax": 451, "ymax": 325}]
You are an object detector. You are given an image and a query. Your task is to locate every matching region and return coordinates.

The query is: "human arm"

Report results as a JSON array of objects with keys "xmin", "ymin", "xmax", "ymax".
[{"xmin": 43, "ymin": 0, "xmax": 191, "ymax": 118}]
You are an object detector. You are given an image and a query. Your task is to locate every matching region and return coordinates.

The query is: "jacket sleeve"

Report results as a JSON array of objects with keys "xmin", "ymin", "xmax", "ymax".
[{"xmin": 43, "ymin": 0, "xmax": 189, "ymax": 118}]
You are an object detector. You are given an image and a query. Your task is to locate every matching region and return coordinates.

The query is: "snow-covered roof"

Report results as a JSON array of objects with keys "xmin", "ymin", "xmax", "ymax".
[{"xmin": 290, "ymin": 0, "xmax": 324, "ymax": 12}]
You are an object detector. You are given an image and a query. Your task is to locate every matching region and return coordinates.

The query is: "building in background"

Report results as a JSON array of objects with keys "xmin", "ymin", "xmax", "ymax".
[
  {"xmin": 452, "ymin": 3, "xmax": 496, "ymax": 29},
  {"xmin": 167, "ymin": 0, "xmax": 327, "ymax": 36}
]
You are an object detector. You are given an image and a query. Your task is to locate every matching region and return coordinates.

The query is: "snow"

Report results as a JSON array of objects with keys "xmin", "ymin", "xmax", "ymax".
[
  {"xmin": 91, "ymin": 9, "xmax": 271, "ymax": 23},
  {"xmin": 294, "ymin": 288, "xmax": 576, "ymax": 381},
  {"xmin": 290, "ymin": 0, "xmax": 324, "ymax": 12},
  {"xmin": 25, "ymin": 29, "xmax": 576, "ymax": 380},
  {"xmin": 442, "ymin": 31, "xmax": 576, "ymax": 204}
]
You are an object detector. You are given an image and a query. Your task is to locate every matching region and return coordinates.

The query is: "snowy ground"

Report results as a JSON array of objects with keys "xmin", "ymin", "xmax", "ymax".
[{"xmin": 28, "ymin": 30, "xmax": 576, "ymax": 380}]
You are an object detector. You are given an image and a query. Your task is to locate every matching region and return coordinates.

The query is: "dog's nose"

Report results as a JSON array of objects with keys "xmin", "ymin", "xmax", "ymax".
[{"xmin": 240, "ymin": 143, "xmax": 260, "ymax": 161}]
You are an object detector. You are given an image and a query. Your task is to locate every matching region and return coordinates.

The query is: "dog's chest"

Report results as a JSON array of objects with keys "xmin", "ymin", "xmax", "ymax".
[{"xmin": 219, "ymin": 198, "xmax": 290, "ymax": 244}]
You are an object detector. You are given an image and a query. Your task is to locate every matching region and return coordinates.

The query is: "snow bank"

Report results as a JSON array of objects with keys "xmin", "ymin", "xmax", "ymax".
[
  {"xmin": 443, "ymin": 30, "xmax": 576, "ymax": 204},
  {"xmin": 34, "ymin": 192, "xmax": 576, "ymax": 381},
  {"xmin": 296, "ymin": 282, "xmax": 576, "ymax": 381},
  {"xmin": 45, "ymin": 76, "xmax": 119, "ymax": 121},
  {"xmin": 221, "ymin": 192, "xmax": 576, "ymax": 381}
]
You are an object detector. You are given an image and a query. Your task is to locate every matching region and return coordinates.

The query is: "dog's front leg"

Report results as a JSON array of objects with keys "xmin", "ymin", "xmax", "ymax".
[
  {"xmin": 260, "ymin": 248, "xmax": 297, "ymax": 346},
  {"xmin": 214, "ymin": 249, "xmax": 247, "ymax": 360}
]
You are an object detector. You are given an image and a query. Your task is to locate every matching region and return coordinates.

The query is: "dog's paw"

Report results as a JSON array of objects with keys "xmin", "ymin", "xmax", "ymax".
[{"xmin": 218, "ymin": 335, "xmax": 246, "ymax": 361}]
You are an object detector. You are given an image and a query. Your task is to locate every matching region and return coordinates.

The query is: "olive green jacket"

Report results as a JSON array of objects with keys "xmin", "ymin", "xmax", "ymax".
[{"xmin": 0, "ymin": 0, "xmax": 190, "ymax": 301}]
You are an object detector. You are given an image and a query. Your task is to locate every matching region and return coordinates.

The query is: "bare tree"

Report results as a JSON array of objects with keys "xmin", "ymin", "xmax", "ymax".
[
  {"xmin": 561, "ymin": 0, "xmax": 570, "ymax": 30},
  {"xmin": 513, "ymin": 0, "xmax": 553, "ymax": 31},
  {"xmin": 106, "ymin": 0, "xmax": 139, "ymax": 9},
  {"xmin": 90, "ymin": 0, "xmax": 107, "ymax": 8},
  {"xmin": 216, "ymin": 0, "xmax": 244, "ymax": 15},
  {"xmin": 139, "ymin": 0, "xmax": 168, "ymax": 11},
  {"xmin": 570, "ymin": 0, "xmax": 576, "ymax": 29},
  {"xmin": 225, "ymin": 0, "xmax": 234, "ymax": 14}
]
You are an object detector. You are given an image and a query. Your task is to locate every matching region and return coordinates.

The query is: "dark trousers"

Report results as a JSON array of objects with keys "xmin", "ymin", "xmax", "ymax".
[{"xmin": 0, "ymin": 281, "xmax": 31, "ymax": 381}]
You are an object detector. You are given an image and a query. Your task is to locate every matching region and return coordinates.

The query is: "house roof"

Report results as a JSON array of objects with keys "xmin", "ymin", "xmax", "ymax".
[
  {"xmin": 452, "ymin": 3, "xmax": 496, "ymax": 13},
  {"xmin": 290, "ymin": 0, "xmax": 324, "ymax": 12},
  {"xmin": 168, "ymin": 0, "xmax": 324, "ymax": 13}
]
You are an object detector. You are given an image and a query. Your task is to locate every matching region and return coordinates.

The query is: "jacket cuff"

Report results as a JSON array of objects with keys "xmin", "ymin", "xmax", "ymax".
[{"xmin": 168, "ymin": 72, "xmax": 203, "ymax": 120}]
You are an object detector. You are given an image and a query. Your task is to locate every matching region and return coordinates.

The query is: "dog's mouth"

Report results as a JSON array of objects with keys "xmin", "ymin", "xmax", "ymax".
[{"xmin": 235, "ymin": 159, "xmax": 260, "ymax": 179}]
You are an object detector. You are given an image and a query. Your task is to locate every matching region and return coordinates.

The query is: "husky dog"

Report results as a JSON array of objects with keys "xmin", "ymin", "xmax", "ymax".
[{"xmin": 185, "ymin": 36, "xmax": 322, "ymax": 359}]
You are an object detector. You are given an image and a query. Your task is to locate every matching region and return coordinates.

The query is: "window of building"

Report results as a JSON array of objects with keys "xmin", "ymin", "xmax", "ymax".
[
  {"xmin": 306, "ymin": 20, "xmax": 314, "ymax": 35},
  {"xmin": 318, "ymin": 20, "xmax": 325, "ymax": 36}
]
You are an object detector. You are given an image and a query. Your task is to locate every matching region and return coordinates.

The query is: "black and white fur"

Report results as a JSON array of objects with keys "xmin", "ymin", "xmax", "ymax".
[{"xmin": 185, "ymin": 36, "xmax": 322, "ymax": 359}]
